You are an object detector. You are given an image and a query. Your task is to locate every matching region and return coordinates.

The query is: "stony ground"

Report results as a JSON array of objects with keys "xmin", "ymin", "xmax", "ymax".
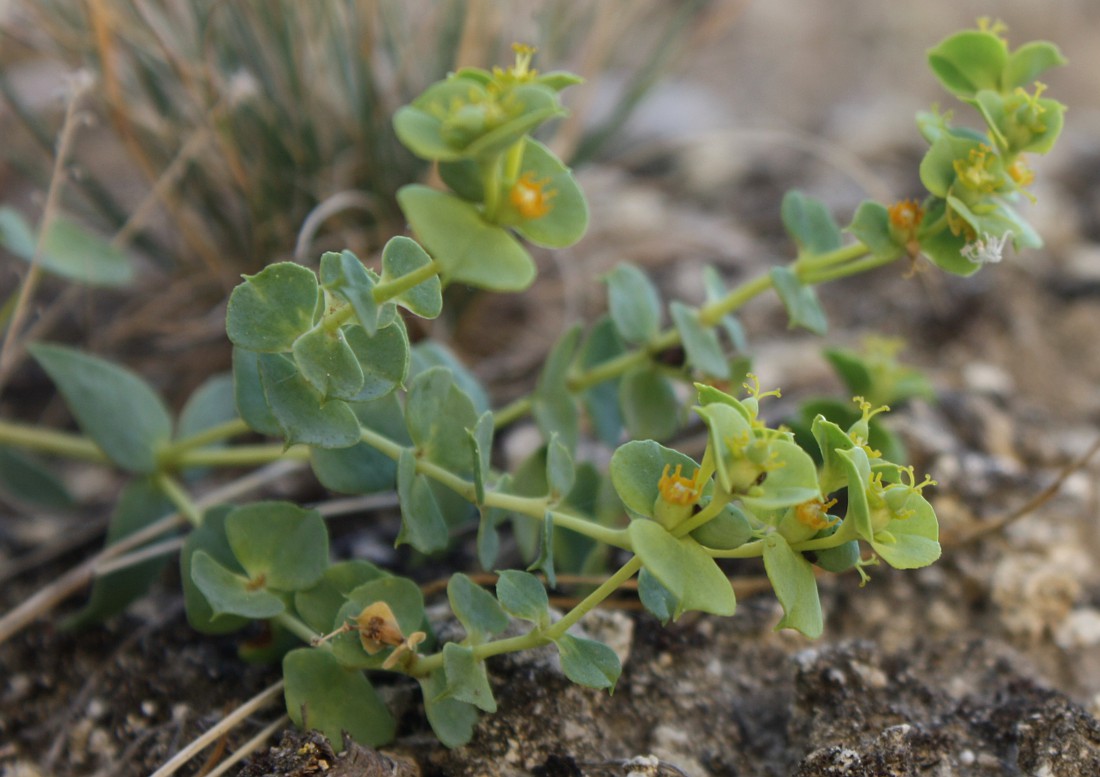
[{"xmin": 4, "ymin": 3, "xmax": 1100, "ymax": 776}]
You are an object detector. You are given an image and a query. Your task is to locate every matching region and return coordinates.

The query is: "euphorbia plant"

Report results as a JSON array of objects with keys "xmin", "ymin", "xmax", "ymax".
[{"xmin": 0, "ymin": 24, "xmax": 1066, "ymax": 749}]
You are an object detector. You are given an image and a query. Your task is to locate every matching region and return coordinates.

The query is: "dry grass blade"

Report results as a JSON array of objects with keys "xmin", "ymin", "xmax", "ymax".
[{"xmin": 200, "ymin": 715, "xmax": 290, "ymax": 777}]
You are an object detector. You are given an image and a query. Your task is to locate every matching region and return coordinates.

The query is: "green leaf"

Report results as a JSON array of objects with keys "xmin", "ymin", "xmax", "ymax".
[
  {"xmin": 619, "ymin": 366, "xmax": 680, "ymax": 441},
  {"xmin": 670, "ymin": 301, "xmax": 728, "ymax": 379},
  {"xmin": 605, "ymin": 263, "xmax": 661, "ymax": 345},
  {"xmin": 380, "ymin": 236, "xmax": 442, "ymax": 319},
  {"xmin": 637, "ymin": 567, "xmax": 677, "ymax": 624},
  {"xmin": 546, "ymin": 434, "xmax": 576, "ymax": 502},
  {"xmin": 874, "ymin": 488, "xmax": 941, "ymax": 569},
  {"xmin": 284, "ymin": 648, "xmax": 396, "ymax": 749},
  {"xmin": 527, "ymin": 511, "xmax": 556, "ymax": 588},
  {"xmin": 331, "ymin": 576, "xmax": 425, "ymax": 669},
  {"xmin": 917, "ymin": 201, "xmax": 979, "ymax": 277},
  {"xmin": 469, "ymin": 411, "xmax": 494, "ymax": 506},
  {"xmin": 178, "ymin": 373, "xmax": 237, "ymax": 442},
  {"xmin": 227, "ymin": 262, "xmax": 320, "ymax": 352},
  {"xmin": 927, "ymin": 30, "xmax": 1008, "ymax": 98},
  {"xmin": 628, "ymin": 519, "xmax": 735, "ymax": 618},
  {"xmin": 533, "ymin": 325, "xmax": 582, "ymax": 451},
  {"xmin": 180, "ymin": 507, "xmax": 249, "ymax": 634},
  {"xmin": 609, "ymin": 440, "xmax": 698, "ymax": 519},
  {"xmin": 762, "ymin": 533, "xmax": 823, "ymax": 638},
  {"xmin": 0, "ymin": 208, "xmax": 134, "ymax": 287},
  {"xmin": 62, "ymin": 477, "xmax": 173, "ymax": 628},
  {"xmin": 918, "ymin": 135, "xmax": 978, "ymax": 198},
  {"xmin": 554, "ymin": 633, "xmax": 621, "ymax": 690},
  {"xmin": 780, "ymin": 191, "xmax": 841, "ymax": 255},
  {"xmin": 579, "ymin": 316, "xmax": 626, "ymax": 447},
  {"xmin": 495, "ymin": 569, "xmax": 549, "ymax": 627},
  {"xmin": 190, "ymin": 550, "xmax": 286, "ymax": 619},
  {"xmin": 702, "ymin": 266, "xmax": 749, "ymax": 353},
  {"xmin": 295, "ymin": 560, "xmax": 389, "ymax": 634},
  {"xmin": 319, "ymin": 250, "xmax": 382, "ymax": 336},
  {"xmin": 398, "ymin": 185, "xmax": 535, "ymax": 292},
  {"xmin": 310, "ymin": 394, "xmax": 407, "ymax": 494},
  {"xmin": 225, "ymin": 502, "xmax": 329, "ymax": 591},
  {"xmin": 410, "ymin": 341, "xmax": 490, "ymax": 415},
  {"xmin": 396, "ymin": 448, "xmax": 448, "ymax": 554},
  {"xmin": 505, "ymin": 139, "xmax": 588, "ymax": 249},
  {"xmin": 442, "ymin": 643, "xmax": 497, "ymax": 712},
  {"xmin": 345, "ymin": 322, "xmax": 409, "ymax": 402},
  {"xmin": 0, "ymin": 446, "xmax": 74, "ymax": 509},
  {"xmin": 690, "ymin": 504, "xmax": 753, "ymax": 551},
  {"xmin": 257, "ymin": 354, "xmax": 361, "ymax": 448},
  {"xmin": 292, "ymin": 324, "xmax": 365, "ymax": 401},
  {"xmin": 448, "ymin": 573, "xmax": 509, "ymax": 640},
  {"xmin": 232, "ymin": 348, "xmax": 282, "ymax": 436},
  {"xmin": 406, "ymin": 367, "xmax": 479, "ymax": 473},
  {"xmin": 740, "ymin": 440, "xmax": 821, "ymax": 512},
  {"xmin": 419, "ymin": 670, "xmax": 479, "ymax": 748},
  {"xmin": 1004, "ymin": 41, "xmax": 1067, "ymax": 90},
  {"xmin": 28, "ymin": 343, "xmax": 172, "ymax": 474},
  {"xmin": 845, "ymin": 201, "xmax": 903, "ymax": 261},
  {"xmin": 769, "ymin": 267, "xmax": 827, "ymax": 335},
  {"xmin": 693, "ymin": 402, "xmax": 753, "ymax": 495}
]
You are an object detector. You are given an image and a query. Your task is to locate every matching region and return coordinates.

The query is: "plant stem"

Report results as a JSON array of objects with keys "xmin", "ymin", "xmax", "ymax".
[
  {"xmin": 169, "ymin": 418, "xmax": 252, "ymax": 453},
  {"xmin": 0, "ymin": 418, "xmax": 111, "ymax": 463},
  {"xmin": 542, "ymin": 555, "xmax": 642, "ymax": 639},
  {"xmin": 170, "ymin": 443, "xmax": 310, "ymax": 469},
  {"xmin": 274, "ymin": 611, "xmax": 325, "ymax": 646},
  {"xmin": 154, "ymin": 473, "xmax": 204, "ymax": 527},
  {"xmin": 372, "ymin": 259, "xmax": 443, "ymax": 302}
]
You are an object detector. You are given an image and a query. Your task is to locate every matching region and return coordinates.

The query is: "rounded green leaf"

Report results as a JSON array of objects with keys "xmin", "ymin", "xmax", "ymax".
[
  {"xmin": 740, "ymin": 440, "xmax": 820, "ymax": 512},
  {"xmin": 227, "ymin": 262, "xmax": 320, "ymax": 353},
  {"xmin": 1005, "ymin": 41, "xmax": 1067, "ymax": 90},
  {"xmin": 28, "ymin": 343, "xmax": 172, "ymax": 474},
  {"xmin": 406, "ymin": 367, "xmax": 479, "ymax": 473},
  {"xmin": 494, "ymin": 569, "xmax": 549, "ymax": 627},
  {"xmin": 609, "ymin": 440, "xmax": 699, "ymax": 519},
  {"xmin": 504, "ymin": 139, "xmax": 588, "ymax": 249},
  {"xmin": 442, "ymin": 643, "xmax": 497, "ymax": 712},
  {"xmin": 257, "ymin": 353, "xmax": 361, "ymax": 448},
  {"xmin": 0, "ymin": 208, "xmax": 134, "ymax": 287},
  {"xmin": 190, "ymin": 550, "xmax": 286, "ymax": 620},
  {"xmin": 873, "ymin": 489, "xmax": 941, "ymax": 569},
  {"xmin": 292, "ymin": 324, "xmax": 365, "ymax": 401},
  {"xmin": 295, "ymin": 560, "xmax": 389, "ymax": 634},
  {"xmin": 670, "ymin": 301, "xmax": 728, "ymax": 379},
  {"xmin": 554, "ymin": 633, "xmax": 621, "ymax": 690},
  {"xmin": 225, "ymin": 502, "xmax": 329, "ymax": 591},
  {"xmin": 780, "ymin": 190, "xmax": 841, "ymax": 255},
  {"xmin": 395, "ymin": 448, "xmax": 448, "ymax": 554},
  {"xmin": 690, "ymin": 504, "xmax": 753, "ymax": 551},
  {"xmin": 397, "ymin": 185, "xmax": 535, "ymax": 291},
  {"xmin": 284, "ymin": 648, "xmax": 396, "ymax": 749},
  {"xmin": 380, "ymin": 236, "xmax": 442, "ymax": 319},
  {"xmin": 420, "ymin": 670, "xmax": 479, "ymax": 748},
  {"xmin": 310, "ymin": 394, "xmax": 407, "ymax": 495},
  {"xmin": 927, "ymin": 30, "xmax": 1008, "ymax": 98},
  {"xmin": 533, "ymin": 325, "xmax": 582, "ymax": 451},
  {"xmin": 762, "ymin": 533, "xmax": 823, "ymax": 638},
  {"xmin": 345, "ymin": 322, "xmax": 409, "ymax": 402},
  {"xmin": 605, "ymin": 263, "xmax": 661, "ymax": 345},
  {"xmin": 628, "ymin": 519, "xmax": 735, "ymax": 618},
  {"xmin": 181, "ymin": 507, "xmax": 250, "ymax": 634},
  {"xmin": 770, "ymin": 266, "xmax": 827, "ymax": 335},
  {"xmin": 178, "ymin": 373, "xmax": 237, "ymax": 442},
  {"xmin": 845, "ymin": 201, "xmax": 903, "ymax": 261},
  {"xmin": 232, "ymin": 348, "xmax": 282, "ymax": 436},
  {"xmin": 448, "ymin": 573, "xmax": 509, "ymax": 639},
  {"xmin": 319, "ymin": 250, "xmax": 383, "ymax": 336},
  {"xmin": 0, "ymin": 446, "xmax": 74, "ymax": 509},
  {"xmin": 620, "ymin": 366, "xmax": 680, "ymax": 441}
]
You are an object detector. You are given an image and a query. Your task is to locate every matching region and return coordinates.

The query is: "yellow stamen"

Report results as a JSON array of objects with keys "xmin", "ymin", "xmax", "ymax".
[
  {"xmin": 510, "ymin": 171, "xmax": 556, "ymax": 219},
  {"xmin": 658, "ymin": 463, "xmax": 701, "ymax": 507}
]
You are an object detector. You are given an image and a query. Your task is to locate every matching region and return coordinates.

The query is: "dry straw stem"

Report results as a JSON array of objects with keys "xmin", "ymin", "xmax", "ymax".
[
  {"xmin": 0, "ymin": 458, "xmax": 306, "ymax": 645},
  {"xmin": 199, "ymin": 715, "xmax": 291, "ymax": 777},
  {"xmin": 0, "ymin": 72, "xmax": 92, "ymax": 395}
]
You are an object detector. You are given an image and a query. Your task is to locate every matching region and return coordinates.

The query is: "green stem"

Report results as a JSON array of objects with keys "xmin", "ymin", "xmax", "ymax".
[
  {"xmin": 491, "ymin": 396, "xmax": 533, "ymax": 430},
  {"xmin": 170, "ymin": 444, "xmax": 311, "ymax": 469},
  {"xmin": 274, "ymin": 611, "xmax": 327, "ymax": 647},
  {"xmin": 0, "ymin": 418, "xmax": 110, "ymax": 464},
  {"xmin": 481, "ymin": 155, "xmax": 503, "ymax": 222},
  {"xmin": 372, "ymin": 259, "xmax": 443, "ymax": 303},
  {"xmin": 671, "ymin": 490, "xmax": 732, "ymax": 538},
  {"xmin": 169, "ymin": 419, "xmax": 252, "ymax": 453},
  {"xmin": 154, "ymin": 473, "xmax": 204, "ymax": 527},
  {"xmin": 799, "ymin": 252, "xmax": 900, "ymax": 285},
  {"xmin": 793, "ymin": 240, "xmax": 870, "ymax": 274},
  {"xmin": 542, "ymin": 556, "xmax": 643, "ymax": 640}
]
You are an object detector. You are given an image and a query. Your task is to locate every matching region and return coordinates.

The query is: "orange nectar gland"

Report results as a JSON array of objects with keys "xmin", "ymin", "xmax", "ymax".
[
  {"xmin": 1008, "ymin": 158, "xmax": 1035, "ymax": 188},
  {"xmin": 510, "ymin": 171, "xmax": 556, "ymax": 219},
  {"xmin": 888, "ymin": 200, "xmax": 923, "ymax": 240},
  {"xmin": 658, "ymin": 464, "xmax": 702, "ymax": 507},
  {"xmin": 795, "ymin": 497, "xmax": 839, "ymax": 531}
]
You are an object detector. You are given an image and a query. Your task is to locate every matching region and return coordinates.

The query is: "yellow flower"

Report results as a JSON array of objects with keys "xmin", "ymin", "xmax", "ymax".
[
  {"xmin": 509, "ymin": 171, "xmax": 556, "ymax": 219},
  {"xmin": 658, "ymin": 463, "xmax": 701, "ymax": 506}
]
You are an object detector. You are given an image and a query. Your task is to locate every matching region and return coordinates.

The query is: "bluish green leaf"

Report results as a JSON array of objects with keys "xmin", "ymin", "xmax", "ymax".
[
  {"xmin": 606, "ymin": 263, "xmax": 661, "ymax": 345},
  {"xmin": 554, "ymin": 633, "xmax": 620, "ymax": 690},
  {"xmin": 0, "ymin": 208, "xmax": 133, "ymax": 287},
  {"xmin": 505, "ymin": 139, "xmax": 588, "ymax": 249},
  {"xmin": 63, "ymin": 477, "xmax": 173, "ymax": 628},
  {"xmin": 398, "ymin": 185, "xmax": 535, "ymax": 292},
  {"xmin": 469, "ymin": 411, "xmax": 494, "ymax": 506},
  {"xmin": 29, "ymin": 343, "xmax": 172, "ymax": 474},
  {"xmin": 310, "ymin": 393, "xmax": 407, "ymax": 494},
  {"xmin": 780, "ymin": 191, "xmax": 842, "ymax": 255},
  {"xmin": 874, "ymin": 488, "xmax": 941, "ymax": 569},
  {"xmin": 609, "ymin": 440, "xmax": 699, "ymax": 519},
  {"xmin": 1005, "ymin": 41, "xmax": 1067, "ymax": 90},
  {"xmin": 495, "ymin": 569, "xmax": 549, "ymax": 627},
  {"xmin": 628, "ymin": 519, "xmax": 735, "ymax": 618},
  {"xmin": 345, "ymin": 322, "xmax": 409, "ymax": 402},
  {"xmin": 441, "ymin": 643, "xmax": 497, "ymax": 712},
  {"xmin": 180, "ymin": 506, "xmax": 249, "ymax": 634},
  {"xmin": 762, "ymin": 533, "xmax": 823, "ymax": 638},
  {"xmin": 225, "ymin": 502, "xmax": 328, "ymax": 591},
  {"xmin": 410, "ymin": 341, "xmax": 490, "ymax": 415},
  {"xmin": 380, "ymin": 236, "xmax": 442, "ymax": 319},
  {"xmin": 227, "ymin": 262, "xmax": 320, "ymax": 352},
  {"xmin": 637, "ymin": 567, "xmax": 677, "ymax": 624},
  {"xmin": 846, "ymin": 201, "xmax": 904, "ymax": 260},
  {"xmin": 527, "ymin": 511, "xmax": 556, "ymax": 588},
  {"xmin": 232, "ymin": 348, "xmax": 282, "ymax": 436},
  {"xmin": 579, "ymin": 316, "xmax": 626, "ymax": 447},
  {"xmin": 294, "ymin": 560, "xmax": 389, "ymax": 635},
  {"xmin": 927, "ymin": 30, "xmax": 1008, "ymax": 98},
  {"xmin": 670, "ymin": 301, "xmax": 728, "ymax": 378},
  {"xmin": 178, "ymin": 373, "xmax": 237, "ymax": 442},
  {"xmin": 292, "ymin": 324, "xmax": 365, "ymax": 401},
  {"xmin": 284, "ymin": 648, "xmax": 395, "ymax": 749},
  {"xmin": 690, "ymin": 504, "xmax": 754, "ymax": 550},
  {"xmin": 319, "ymin": 250, "xmax": 383, "ymax": 336},
  {"xmin": 448, "ymin": 572, "xmax": 509, "ymax": 640},
  {"xmin": 257, "ymin": 353, "xmax": 360, "ymax": 449},
  {"xmin": 396, "ymin": 448, "xmax": 448, "ymax": 553},
  {"xmin": 0, "ymin": 446, "xmax": 74, "ymax": 509},
  {"xmin": 740, "ymin": 440, "xmax": 820, "ymax": 512},
  {"xmin": 619, "ymin": 366, "xmax": 680, "ymax": 441},
  {"xmin": 769, "ymin": 266, "xmax": 827, "ymax": 335},
  {"xmin": 420, "ymin": 670, "xmax": 479, "ymax": 748},
  {"xmin": 190, "ymin": 550, "xmax": 286, "ymax": 619},
  {"xmin": 546, "ymin": 434, "xmax": 576, "ymax": 503},
  {"xmin": 406, "ymin": 367, "xmax": 479, "ymax": 473},
  {"xmin": 533, "ymin": 325, "xmax": 582, "ymax": 451}
]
